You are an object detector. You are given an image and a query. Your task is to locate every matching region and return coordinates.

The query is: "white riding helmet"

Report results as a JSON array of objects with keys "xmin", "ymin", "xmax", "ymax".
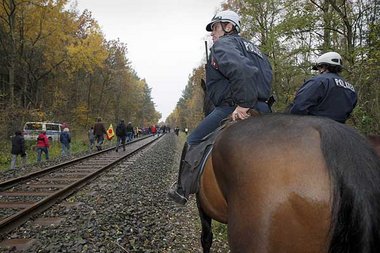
[
  {"xmin": 312, "ymin": 52, "xmax": 343, "ymax": 70},
  {"xmin": 206, "ymin": 10, "xmax": 241, "ymax": 33}
]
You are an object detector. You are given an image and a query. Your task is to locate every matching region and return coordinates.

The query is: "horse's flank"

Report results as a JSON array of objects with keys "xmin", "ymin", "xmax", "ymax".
[
  {"xmin": 216, "ymin": 115, "xmax": 331, "ymax": 252},
  {"xmin": 199, "ymin": 156, "xmax": 228, "ymax": 223}
]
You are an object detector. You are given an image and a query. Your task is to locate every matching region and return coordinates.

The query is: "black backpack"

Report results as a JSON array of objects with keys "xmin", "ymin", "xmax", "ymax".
[{"xmin": 116, "ymin": 123, "xmax": 126, "ymax": 136}]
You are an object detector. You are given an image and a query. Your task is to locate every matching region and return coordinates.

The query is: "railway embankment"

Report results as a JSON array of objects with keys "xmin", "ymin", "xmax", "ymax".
[{"xmin": 0, "ymin": 133, "xmax": 228, "ymax": 252}]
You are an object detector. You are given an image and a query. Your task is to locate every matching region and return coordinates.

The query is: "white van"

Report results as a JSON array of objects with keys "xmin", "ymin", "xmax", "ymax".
[{"xmin": 23, "ymin": 122, "xmax": 63, "ymax": 141}]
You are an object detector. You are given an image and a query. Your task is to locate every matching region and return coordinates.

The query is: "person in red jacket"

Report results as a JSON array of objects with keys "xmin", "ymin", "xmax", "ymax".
[
  {"xmin": 36, "ymin": 131, "xmax": 49, "ymax": 162},
  {"xmin": 151, "ymin": 125, "xmax": 157, "ymax": 136}
]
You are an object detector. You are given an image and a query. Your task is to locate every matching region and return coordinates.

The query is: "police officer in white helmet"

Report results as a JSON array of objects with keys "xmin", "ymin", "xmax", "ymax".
[
  {"xmin": 290, "ymin": 52, "xmax": 357, "ymax": 123},
  {"xmin": 168, "ymin": 10, "xmax": 273, "ymax": 205}
]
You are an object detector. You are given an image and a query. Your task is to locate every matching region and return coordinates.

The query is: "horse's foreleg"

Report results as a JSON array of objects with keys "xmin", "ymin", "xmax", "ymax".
[
  {"xmin": 196, "ymin": 195, "xmax": 213, "ymax": 253},
  {"xmin": 200, "ymin": 214, "xmax": 213, "ymax": 253}
]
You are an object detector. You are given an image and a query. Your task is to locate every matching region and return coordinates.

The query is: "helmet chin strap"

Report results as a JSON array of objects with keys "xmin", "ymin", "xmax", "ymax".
[
  {"xmin": 221, "ymin": 23, "xmax": 234, "ymax": 35},
  {"xmin": 319, "ymin": 67, "xmax": 329, "ymax": 74}
]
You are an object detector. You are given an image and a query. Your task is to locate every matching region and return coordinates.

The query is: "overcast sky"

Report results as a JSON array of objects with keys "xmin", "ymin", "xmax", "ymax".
[{"xmin": 72, "ymin": 0, "xmax": 224, "ymax": 121}]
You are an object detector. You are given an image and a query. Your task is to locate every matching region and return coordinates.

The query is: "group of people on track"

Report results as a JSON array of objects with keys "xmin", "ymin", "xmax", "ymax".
[{"xmin": 10, "ymin": 125, "xmax": 71, "ymax": 169}]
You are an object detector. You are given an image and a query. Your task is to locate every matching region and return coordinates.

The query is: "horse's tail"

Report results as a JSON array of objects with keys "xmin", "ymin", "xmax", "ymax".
[{"xmin": 317, "ymin": 121, "xmax": 380, "ymax": 253}]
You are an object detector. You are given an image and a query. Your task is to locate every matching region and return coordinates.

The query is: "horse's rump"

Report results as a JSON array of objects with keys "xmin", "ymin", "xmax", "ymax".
[{"xmin": 208, "ymin": 114, "xmax": 380, "ymax": 253}]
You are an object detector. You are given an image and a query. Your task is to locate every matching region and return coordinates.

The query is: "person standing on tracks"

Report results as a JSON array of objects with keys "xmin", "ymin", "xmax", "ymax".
[
  {"xmin": 10, "ymin": 130, "xmax": 27, "ymax": 170},
  {"xmin": 168, "ymin": 10, "xmax": 273, "ymax": 205},
  {"xmin": 134, "ymin": 126, "xmax": 140, "ymax": 138},
  {"xmin": 151, "ymin": 125, "xmax": 157, "ymax": 136},
  {"xmin": 93, "ymin": 117, "xmax": 107, "ymax": 151},
  {"xmin": 115, "ymin": 119, "xmax": 127, "ymax": 152},
  {"xmin": 36, "ymin": 131, "xmax": 49, "ymax": 162},
  {"xmin": 126, "ymin": 122, "xmax": 134, "ymax": 142},
  {"xmin": 60, "ymin": 127, "xmax": 71, "ymax": 156},
  {"xmin": 88, "ymin": 126, "xmax": 95, "ymax": 150}
]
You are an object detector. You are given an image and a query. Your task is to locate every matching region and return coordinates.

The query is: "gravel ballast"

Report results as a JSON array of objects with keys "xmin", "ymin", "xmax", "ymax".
[{"xmin": 1, "ymin": 133, "xmax": 229, "ymax": 252}]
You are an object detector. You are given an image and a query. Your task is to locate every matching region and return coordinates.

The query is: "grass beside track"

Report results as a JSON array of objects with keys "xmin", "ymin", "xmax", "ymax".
[{"xmin": 0, "ymin": 134, "xmax": 117, "ymax": 172}]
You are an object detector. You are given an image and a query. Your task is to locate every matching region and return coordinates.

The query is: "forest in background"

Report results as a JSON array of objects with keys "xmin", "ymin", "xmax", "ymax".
[
  {"xmin": 167, "ymin": 0, "xmax": 380, "ymax": 135},
  {"xmin": 1, "ymin": 0, "xmax": 379, "ymax": 142},
  {"xmin": 0, "ymin": 0, "xmax": 161, "ymax": 140}
]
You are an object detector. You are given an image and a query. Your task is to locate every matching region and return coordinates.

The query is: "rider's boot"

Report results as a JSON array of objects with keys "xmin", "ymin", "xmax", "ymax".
[{"xmin": 168, "ymin": 142, "xmax": 190, "ymax": 205}]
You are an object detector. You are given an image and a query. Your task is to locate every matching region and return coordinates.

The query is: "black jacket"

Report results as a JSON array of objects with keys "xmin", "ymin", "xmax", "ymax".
[
  {"xmin": 206, "ymin": 33, "xmax": 272, "ymax": 109},
  {"xmin": 290, "ymin": 72, "xmax": 357, "ymax": 123},
  {"xmin": 116, "ymin": 122, "xmax": 127, "ymax": 137},
  {"xmin": 11, "ymin": 134, "xmax": 26, "ymax": 156},
  {"xmin": 126, "ymin": 123, "xmax": 134, "ymax": 133},
  {"xmin": 94, "ymin": 122, "xmax": 106, "ymax": 136}
]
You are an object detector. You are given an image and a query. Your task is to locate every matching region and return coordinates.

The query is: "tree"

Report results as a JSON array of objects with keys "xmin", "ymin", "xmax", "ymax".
[
  {"xmin": 172, "ymin": 0, "xmax": 380, "ymax": 134},
  {"xmin": 0, "ymin": 1, "xmax": 161, "ymax": 138}
]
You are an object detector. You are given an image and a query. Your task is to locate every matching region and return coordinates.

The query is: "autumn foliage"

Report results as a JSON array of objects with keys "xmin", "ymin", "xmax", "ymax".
[
  {"xmin": 169, "ymin": 0, "xmax": 380, "ymax": 135},
  {"xmin": 0, "ymin": 0, "xmax": 160, "ymax": 138}
]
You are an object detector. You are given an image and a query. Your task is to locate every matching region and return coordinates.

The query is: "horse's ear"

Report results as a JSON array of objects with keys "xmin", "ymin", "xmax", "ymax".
[{"xmin": 201, "ymin": 79, "xmax": 206, "ymax": 92}]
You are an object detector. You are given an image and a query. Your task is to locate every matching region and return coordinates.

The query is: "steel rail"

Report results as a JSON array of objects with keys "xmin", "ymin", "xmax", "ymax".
[
  {"xmin": 0, "ymin": 135, "xmax": 162, "ymax": 236},
  {"xmin": 0, "ymin": 135, "xmax": 152, "ymax": 191}
]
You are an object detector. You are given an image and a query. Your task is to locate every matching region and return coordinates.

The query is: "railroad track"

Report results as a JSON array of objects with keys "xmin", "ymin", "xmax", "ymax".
[{"xmin": 0, "ymin": 135, "xmax": 162, "ymax": 236}]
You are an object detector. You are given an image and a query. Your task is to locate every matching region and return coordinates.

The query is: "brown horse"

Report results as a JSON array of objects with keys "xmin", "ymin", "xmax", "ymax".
[
  {"xmin": 368, "ymin": 135, "xmax": 380, "ymax": 157},
  {"xmin": 196, "ymin": 113, "xmax": 380, "ymax": 253}
]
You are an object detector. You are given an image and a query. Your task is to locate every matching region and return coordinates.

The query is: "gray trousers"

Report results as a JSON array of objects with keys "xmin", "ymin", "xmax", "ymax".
[{"xmin": 10, "ymin": 154, "xmax": 27, "ymax": 170}]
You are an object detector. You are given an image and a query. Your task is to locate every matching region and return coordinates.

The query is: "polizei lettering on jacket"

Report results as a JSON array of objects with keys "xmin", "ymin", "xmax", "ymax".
[
  {"xmin": 334, "ymin": 78, "xmax": 355, "ymax": 92},
  {"xmin": 243, "ymin": 41, "xmax": 263, "ymax": 58}
]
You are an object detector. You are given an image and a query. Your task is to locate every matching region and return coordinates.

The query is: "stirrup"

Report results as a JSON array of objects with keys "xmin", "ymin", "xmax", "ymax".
[{"xmin": 167, "ymin": 183, "xmax": 188, "ymax": 205}]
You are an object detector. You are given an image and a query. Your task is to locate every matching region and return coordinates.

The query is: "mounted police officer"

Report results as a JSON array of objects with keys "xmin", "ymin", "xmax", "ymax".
[
  {"xmin": 168, "ymin": 10, "xmax": 273, "ymax": 205},
  {"xmin": 290, "ymin": 52, "xmax": 357, "ymax": 123}
]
